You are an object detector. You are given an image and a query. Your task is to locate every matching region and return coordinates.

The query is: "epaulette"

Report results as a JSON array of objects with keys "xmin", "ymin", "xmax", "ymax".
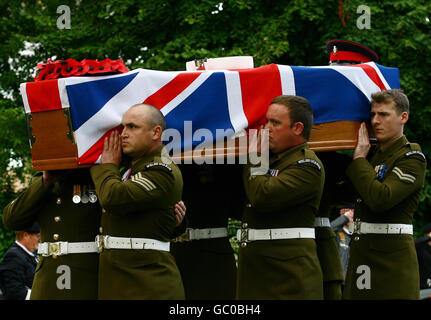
[
  {"xmin": 297, "ymin": 158, "xmax": 322, "ymax": 170},
  {"xmin": 145, "ymin": 162, "xmax": 172, "ymax": 171},
  {"xmin": 405, "ymin": 150, "xmax": 426, "ymax": 161}
]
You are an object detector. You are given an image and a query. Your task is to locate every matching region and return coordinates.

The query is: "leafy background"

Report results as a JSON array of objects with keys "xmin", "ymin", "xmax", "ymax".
[{"xmin": 1, "ymin": 0, "xmax": 430, "ymax": 258}]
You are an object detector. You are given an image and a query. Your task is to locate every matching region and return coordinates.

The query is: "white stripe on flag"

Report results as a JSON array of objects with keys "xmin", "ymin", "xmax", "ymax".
[
  {"xmin": 224, "ymin": 70, "xmax": 249, "ymax": 133},
  {"xmin": 57, "ymin": 79, "xmax": 70, "ymax": 110},
  {"xmin": 75, "ymin": 69, "xmax": 180, "ymax": 158},
  {"xmin": 277, "ymin": 65, "xmax": 296, "ymax": 95},
  {"xmin": 366, "ymin": 62, "xmax": 391, "ymax": 90},
  {"xmin": 20, "ymin": 83, "xmax": 31, "ymax": 114},
  {"xmin": 160, "ymin": 72, "xmax": 212, "ymax": 116},
  {"xmin": 326, "ymin": 65, "xmax": 381, "ymax": 101}
]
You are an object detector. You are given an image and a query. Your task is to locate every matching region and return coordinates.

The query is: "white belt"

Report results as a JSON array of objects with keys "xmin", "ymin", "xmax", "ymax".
[
  {"xmin": 38, "ymin": 241, "xmax": 98, "ymax": 257},
  {"xmin": 174, "ymin": 227, "xmax": 228, "ymax": 242},
  {"xmin": 237, "ymin": 227, "xmax": 315, "ymax": 243},
  {"xmin": 349, "ymin": 221, "xmax": 413, "ymax": 235},
  {"xmin": 314, "ymin": 217, "xmax": 331, "ymax": 227},
  {"xmin": 96, "ymin": 235, "xmax": 170, "ymax": 252}
]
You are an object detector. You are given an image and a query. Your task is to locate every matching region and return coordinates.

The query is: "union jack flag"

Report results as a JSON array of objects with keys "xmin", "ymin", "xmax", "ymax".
[{"xmin": 20, "ymin": 62, "xmax": 399, "ymax": 165}]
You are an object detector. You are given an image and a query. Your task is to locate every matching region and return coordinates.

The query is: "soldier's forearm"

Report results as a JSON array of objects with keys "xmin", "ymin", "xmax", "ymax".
[{"xmin": 2, "ymin": 175, "xmax": 49, "ymax": 230}]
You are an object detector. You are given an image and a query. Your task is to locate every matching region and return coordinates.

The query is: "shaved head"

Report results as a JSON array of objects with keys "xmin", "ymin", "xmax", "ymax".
[
  {"xmin": 129, "ymin": 104, "xmax": 166, "ymax": 132},
  {"xmin": 120, "ymin": 104, "xmax": 166, "ymax": 159}
]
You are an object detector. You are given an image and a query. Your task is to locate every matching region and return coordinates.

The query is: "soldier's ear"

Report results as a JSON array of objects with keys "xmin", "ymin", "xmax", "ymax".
[
  {"xmin": 400, "ymin": 111, "xmax": 408, "ymax": 125},
  {"xmin": 293, "ymin": 122, "xmax": 304, "ymax": 136},
  {"xmin": 152, "ymin": 125, "xmax": 162, "ymax": 140}
]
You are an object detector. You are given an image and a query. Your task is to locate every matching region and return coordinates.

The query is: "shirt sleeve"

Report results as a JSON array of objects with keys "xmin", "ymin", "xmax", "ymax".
[
  {"xmin": 90, "ymin": 163, "xmax": 175, "ymax": 215},
  {"xmin": 244, "ymin": 162, "xmax": 323, "ymax": 213},
  {"xmin": 2, "ymin": 174, "xmax": 49, "ymax": 231},
  {"xmin": 346, "ymin": 155, "xmax": 426, "ymax": 212}
]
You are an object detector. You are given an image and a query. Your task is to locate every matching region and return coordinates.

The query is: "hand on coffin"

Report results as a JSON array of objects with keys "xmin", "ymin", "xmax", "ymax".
[
  {"xmin": 343, "ymin": 210, "xmax": 354, "ymax": 223},
  {"xmin": 101, "ymin": 130, "xmax": 122, "ymax": 166},
  {"xmin": 249, "ymin": 125, "xmax": 265, "ymax": 155},
  {"xmin": 353, "ymin": 122, "xmax": 371, "ymax": 160},
  {"xmin": 174, "ymin": 200, "xmax": 186, "ymax": 226}
]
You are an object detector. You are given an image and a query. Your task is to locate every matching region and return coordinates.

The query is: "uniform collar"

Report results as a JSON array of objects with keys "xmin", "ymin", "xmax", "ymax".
[
  {"xmin": 376, "ymin": 135, "xmax": 408, "ymax": 156},
  {"xmin": 131, "ymin": 145, "xmax": 164, "ymax": 169},
  {"xmin": 269, "ymin": 142, "xmax": 308, "ymax": 167},
  {"xmin": 270, "ymin": 142, "xmax": 308, "ymax": 163}
]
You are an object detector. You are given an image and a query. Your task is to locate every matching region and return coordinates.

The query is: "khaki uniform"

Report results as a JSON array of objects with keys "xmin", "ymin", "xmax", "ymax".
[
  {"xmin": 314, "ymin": 210, "xmax": 344, "ymax": 300},
  {"xmin": 344, "ymin": 136, "xmax": 426, "ymax": 299},
  {"xmin": 171, "ymin": 164, "xmax": 241, "ymax": 300},
  {"xmin": 90, "ymin": 146, "xmax": 184, "ymax": 299},
  {"xmin": 316, "ymin": 152, "xmax": 355, "ymax": 299},
  {"xmin": 237, "ymin": 143, "xmax": 324, "ymax": 299},
  {"xmin": 2, "ymin": 170, "xmax": 100, "ymax": 300}
]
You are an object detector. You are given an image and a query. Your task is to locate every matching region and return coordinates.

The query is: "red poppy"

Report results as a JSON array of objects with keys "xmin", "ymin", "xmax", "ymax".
[
  {"xmin": 61, "ymin": 58, "xmax": 81, "ymax": 77},
  {"xmin": 96, "ymin": 58, "xmax": 113, "ymax": 74},
  {"xmin": 85, "ymin": 60, "xmax": 101, "ymax": 74},
  {"xmin": 114, "ymin": 59, "xmax": 129, "ymax": 73},
  {"xmin": 45, "ymin": 61, "xmax": 62, "ymax": 80},
  {"xmin": 33, "ymin": 58, "xmax": 129, "ymax": 81}
]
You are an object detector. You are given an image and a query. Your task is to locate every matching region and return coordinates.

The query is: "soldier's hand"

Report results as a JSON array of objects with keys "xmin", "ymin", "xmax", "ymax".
[
  {"xmin": 101, "ymin": 130, "xmax": 122, "ymax": 166},
  {"xmin": 174, "ymin": 200, "xmax": 186, "ymax": 226},
  {"xmin": 353, "ymin": 122, "xmax": 371, "ymax": 160},
  {"xmin": 249, "ymin": 125, "xmax": 268, "ymax": 155},
  {"xmin": 344, "ymin": 210, "xmax": 354, "ymax": 223}
]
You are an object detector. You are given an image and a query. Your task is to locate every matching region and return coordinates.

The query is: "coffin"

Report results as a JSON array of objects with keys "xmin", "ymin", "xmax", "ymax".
[{"xmin": 20, "ymin": 62, "xmax": 398, "ymax": 170}]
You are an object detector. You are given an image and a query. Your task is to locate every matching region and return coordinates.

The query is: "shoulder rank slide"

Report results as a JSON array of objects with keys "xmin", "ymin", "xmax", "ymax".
[
  {"xmin": 405, "ymin": 150, "xmax": 426, "ymax": 161},
  {"xmin": 145, "ymin": 162, "xmax": 172, "ymax": 171},
  {"xmin": 297, "ymin": 158, "xmax": 321, "ymax": 170}
]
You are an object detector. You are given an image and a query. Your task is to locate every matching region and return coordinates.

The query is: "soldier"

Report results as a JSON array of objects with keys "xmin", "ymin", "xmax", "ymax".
[
  {"xmin": 313, "ymin": 39, "xmax": 380, "ymax": 299},
  {"xmin": 236, "ymin": 95, "xmax": 324, "ymax": 299},
  {"xmin": 343, "ymin": 89, "xmax": 426, "ymax": 299},
  {"xmin": 2, "ymin": 169, "xmax": 101, "ymax": 299},
  {"xmin": 171, "ymin": 164, "xmax": 242, "ymax": 300},
  {"xmin": 90, "ymin": 103, "xmax": 185, "ymax": 299}
]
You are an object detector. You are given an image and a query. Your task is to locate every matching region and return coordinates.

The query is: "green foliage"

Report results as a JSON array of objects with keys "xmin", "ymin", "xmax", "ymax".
[{"xmin": 1, "ymin": 0, "xmax": 431, "ymax": 258}]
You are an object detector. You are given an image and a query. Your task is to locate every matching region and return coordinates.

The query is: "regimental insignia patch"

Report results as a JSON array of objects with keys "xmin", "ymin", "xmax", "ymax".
[
  {"xmin": 374, "ymin": 164, "xmax": 387, "ymax": 181},
  {"xmin": 145, "ymin": 162, "xmax": 172, "ymax": 171},
  {"xmin": 121, "ymin": 168, "xmax": 132, "ymax": 181},
  {"xmin": 269, "ymin": 169, "xmax": 279, "ymax": 176}
]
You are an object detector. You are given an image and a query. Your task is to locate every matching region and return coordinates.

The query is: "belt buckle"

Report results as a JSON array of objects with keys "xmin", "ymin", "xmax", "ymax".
[
  {"xmin": 240, "ymin": 223, "xmax": 249, "ymax": 247},
  {"xmin": 95, "ymin": 235, "xmax": 105, "ymax": 252},
  {"xmin": 174, "ymin": 229, "xmax": 191, "ymax": 243},
  {"xmin": 48, "ymin": 242, "xmax": 66, "ymax": 257},
  {"xmin": 353, "ymin": 219, "xmax": 361, "ymax": 234}
]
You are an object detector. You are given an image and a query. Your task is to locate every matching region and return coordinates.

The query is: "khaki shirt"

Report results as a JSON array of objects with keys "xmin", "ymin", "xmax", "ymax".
[
  {"xmin": 237, "ymin": 143, "xmax": 324, "ymax": 299},
  {"xmin": 3, "ymin": 170, "xmax": 100, "ymax": 300},
  {"xmin": 344, "ymin": 135, "xmax": 426, "ymax": 299},
  {"xmin": 90, "ymin": 146, "xmax": 185, "ymax": 299}
]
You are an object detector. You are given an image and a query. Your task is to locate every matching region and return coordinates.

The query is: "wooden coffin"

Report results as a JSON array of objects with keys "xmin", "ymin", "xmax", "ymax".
[{"xmin": 27, "ymin": 109, "xmax": 372, "ymax": 170}]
